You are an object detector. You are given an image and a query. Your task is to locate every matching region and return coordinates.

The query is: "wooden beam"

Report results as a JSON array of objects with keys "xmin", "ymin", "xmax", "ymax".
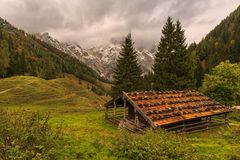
[
  {"xmin": 104, "ymin": 94, "xmax": 123, "ymax": 107},
  {"xmin": 134, "ymin": 108, "xmax": 137, "ymax": 124},
  {"xmin": 123, "ymin": 98, "xmax": 126, "ymax": 119},
  {"xmin": 105, "ymin": 107, "xmax": 108, "ymax": 119},
  {"xmin": 224, "ymin": 113, "xmax": 228, "ymax": 124},
  {"xmin": 113, "ymin": 101, "xmax": 116, "ymax": 117},
  {"xmin": 122, "ymin": 92, "xmax": 157, "ymax": 129}
]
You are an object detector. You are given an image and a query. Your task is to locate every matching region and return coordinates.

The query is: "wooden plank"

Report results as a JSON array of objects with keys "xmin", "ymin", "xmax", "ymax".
[
  {"xmin": 123, "ymin": 92, "xmax": 157, "ymax": 129},
  {"xmin": 105, "ymin": 106, "xmax": 108, "ymax": 119},
  {"xmin": 183, "ymin": 123, "xmax": 227, "ymax": 134},
  {"xmin": 165, "ymin": 121, "xmax": 208, "ymax": 131},
  {"xmin": 105, "ymin": 94, "xmax": 123, "ymax": 107},
  {"xmin": 113, "ymin": 102, "xmax": 116, "ymax": 117},
  {"xmin": 123, "ymin": 98, "xmax": 126, "ymax": 119}
]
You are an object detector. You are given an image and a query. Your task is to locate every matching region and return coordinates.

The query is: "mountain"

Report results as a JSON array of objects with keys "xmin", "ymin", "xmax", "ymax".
[
  {"xmin": 192, "ymin": 5, "xmax": 240, "ymax": 87},
  {"xmin": 0, "ymin": 17, "xmax": 103, "ymax": 84},
  {"xmin": 35, "ymin": 33, "xmax": 155, "ymax": 80}
]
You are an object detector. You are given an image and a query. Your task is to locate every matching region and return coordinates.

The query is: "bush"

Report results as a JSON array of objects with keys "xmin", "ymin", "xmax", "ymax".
[
  {"xmin": 113, "ymin": 130, "xmax": 198, "ymax": 160},
  {"xmin": 0, "ymin": 109, "xmax": 62, "ymax": 160},
  {"xmin": 200, "ymin": 61, "xmax": 240, "ymax": 105}
]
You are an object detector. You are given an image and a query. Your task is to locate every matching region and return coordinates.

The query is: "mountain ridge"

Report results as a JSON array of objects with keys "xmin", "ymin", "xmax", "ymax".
[
  {"xmin": 0, "ymin": 17, "xmax": 105, "ymax": 84},
  {"xmin": 35, "ymin": 32, "xmax": 155, "ymax": 80}
]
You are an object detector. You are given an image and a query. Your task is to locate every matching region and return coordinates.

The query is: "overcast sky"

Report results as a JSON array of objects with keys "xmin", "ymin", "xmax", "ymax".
[{"xmin": 0, "ymin": 0, "xmax": 239, "ymax": 49}]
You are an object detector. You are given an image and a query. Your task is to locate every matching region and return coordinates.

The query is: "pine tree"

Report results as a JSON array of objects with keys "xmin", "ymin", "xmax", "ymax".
[
  {"xmin": 153, "ymin": 17, "xmax": 196, "ymax": 90},
  {"xmin": 111, "ymin": 33, "xmax": 142, "ymax": 96},
  {"xmin": 0, "ymin": 40, "xmax": 10, "ymax": 77}
]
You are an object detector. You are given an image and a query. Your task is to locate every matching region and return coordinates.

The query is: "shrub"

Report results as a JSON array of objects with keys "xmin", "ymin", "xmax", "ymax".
[
  {"xmin": 200, "ymin": 61, "xmax": 240, "ymax": 105},
  {"xmin": 113, "ymin": 130, "xmax": 198, "ymax": 160},
  {"xmin": 0, "ymin": 109, "xmax": 62, "ymax": 160}
]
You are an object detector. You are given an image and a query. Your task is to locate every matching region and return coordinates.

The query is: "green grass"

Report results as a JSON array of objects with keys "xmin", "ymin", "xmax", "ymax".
[
  {"xmin": 186, "ymin": 126, "xmax": 240, "ymax": 159},
  {"xmin": 0, "ymin": 75, "xmax": 109, "ymax": 110},
  {"xmin": 0, "ymin": 75, "xmax": 240, "ymax": 159},
  {"xmin": 0, "ymin": 75, "xmax": 119, "ymax": 159}
]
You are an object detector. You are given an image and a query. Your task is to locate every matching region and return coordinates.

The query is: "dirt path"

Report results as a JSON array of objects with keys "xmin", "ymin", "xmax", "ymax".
[{"xmin": 0, "ymin": 88, "xmax": 13, "ymax": 94}]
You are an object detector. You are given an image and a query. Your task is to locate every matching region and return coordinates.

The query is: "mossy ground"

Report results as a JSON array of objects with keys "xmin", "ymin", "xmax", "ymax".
[{"xmin": 0, "ymin": 75, "xmax": 239, "ymax": 159}]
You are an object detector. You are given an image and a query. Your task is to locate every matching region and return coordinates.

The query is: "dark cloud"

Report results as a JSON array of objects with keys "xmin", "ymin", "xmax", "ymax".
[
  {"xmin": 168, "ymin": 0, "xmax": 211, "ymax": 26},
  {"xmin": 0, "ymin": 0, "xmax": 65, "ymax": 32},
  {"xmin": 0, "ymin": 0, "xmax": 239, "ymax": 48}
]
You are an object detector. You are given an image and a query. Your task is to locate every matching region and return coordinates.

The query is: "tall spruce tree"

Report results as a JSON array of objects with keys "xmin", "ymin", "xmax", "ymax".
[
  {"xmin": 0, "ymin": 40, "xmax": 10, "ymax": 77},
  {"xmin": 153, "ymin": 17, "xmax": 195, "ymax": 90},
  {"xmin": 111, "ymin": 33, "xmax": 142, "ymax": 96}
]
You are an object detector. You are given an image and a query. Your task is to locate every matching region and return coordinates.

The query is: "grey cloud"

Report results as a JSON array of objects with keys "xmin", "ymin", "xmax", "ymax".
[
  {"xmin": 0, "ymin": 0, "xmax": 65, "ymax": 32},
  {"xmin": 0, "ymin": 0, "xmax": 239, "ymax": 48},
  {"xmin": 168, "ymin": 0, "xmax": 211, "ymax": 26}
]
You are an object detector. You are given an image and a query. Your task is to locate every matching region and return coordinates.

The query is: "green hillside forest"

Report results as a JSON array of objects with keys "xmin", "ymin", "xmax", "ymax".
[
  {"xmin": 0, "ymin": 17, "xmax": 104, "ymax": 84},
  {"xmin": 191, "ymin": 5, "xmax": 240, "ymax": 87}
]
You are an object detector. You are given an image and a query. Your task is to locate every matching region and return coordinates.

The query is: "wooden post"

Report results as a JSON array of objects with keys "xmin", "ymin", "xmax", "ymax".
[
  {"xmin": 113, "ymin": 102, "xmax": 116, "ymax": 117},
  {"xmin": 206, "ymin": 117, "xmax": 209, "ymax": 129},
  {"xmin": 123, "ymin": 98, "xmax": 126, "ymax": 119},
  {"xmin": 136, "ymin": 115, "xmax": 139, "ymax": 126},
  {"xmin": 105, "ymin": 107, "xmax": 108, "ymax": 119},
  {"xmin": 183, "ymin": 122, "xmax": 185, "ymax": 132},
  {"xmin": 134, "ymin": 108, "xmax": 137, "ymax": 124},
  {"xmin": 224, "ymin": 113, "xmax": 228, "ymax": 124}
]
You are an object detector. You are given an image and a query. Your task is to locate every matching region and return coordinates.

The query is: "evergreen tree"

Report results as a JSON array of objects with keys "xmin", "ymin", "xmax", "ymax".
[
  {"xmin": 0, "ymin": 40, "xmax": 10, "ymax": 77},
  {"xmin": 193, "ymin": 6, "xmax": 240, "ymax": 87},
  {"xmin": 111, "ymin": 33, "xmax": 142, "ymax": 96},
  {"xmin": 153, "ymin": 17, "xmax": 196, "ymax": 90}
]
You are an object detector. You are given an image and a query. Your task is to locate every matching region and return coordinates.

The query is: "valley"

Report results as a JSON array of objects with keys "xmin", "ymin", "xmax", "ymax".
[{"xmin": 0, "ymin": 75, "xmax": 240, "ymax": 159}]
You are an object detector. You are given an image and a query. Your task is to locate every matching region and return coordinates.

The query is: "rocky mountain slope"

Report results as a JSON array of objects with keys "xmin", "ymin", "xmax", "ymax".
[{"xmin": 35, "ymin": 33, "xmax": 155, "ymax": 80}]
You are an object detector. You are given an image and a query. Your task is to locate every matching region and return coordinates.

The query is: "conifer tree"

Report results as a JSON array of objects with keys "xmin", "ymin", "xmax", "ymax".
[
  {"xmin": 111, "ymin": 33, "xmax": 142, "ymax": 96},
  {"xmin": 153, "ymin": 17, "xmax": 195, "ymax": 90},
  {"xmin": 0, "ymin": 40, "xmax": 10, "ymax": 78}
]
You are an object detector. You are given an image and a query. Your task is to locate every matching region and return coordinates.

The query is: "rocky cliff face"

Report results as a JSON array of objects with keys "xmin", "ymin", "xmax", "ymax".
[{"xmin": 35, "ymin": 33, "xmax": 155, "ymax": 80}]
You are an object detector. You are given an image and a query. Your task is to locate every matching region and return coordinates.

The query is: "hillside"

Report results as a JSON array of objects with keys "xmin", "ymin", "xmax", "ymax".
[
  {"xmin": 0, "ymin": 75, "xmax": 240, "ymax": 159},
  {"xmin": 0, "ymin": 75, "xmax": 110, "ymax": 112},
  {"xmin": 192, "ymin": 5, "xmax": 240, "ymax": 86},
  {"xmin": 0, "ymin": 17, "xmax": 103, "ymax": 84},
  {"xmin": 35, "ymin": 33, "xmax": 154, "ymax": 80}
]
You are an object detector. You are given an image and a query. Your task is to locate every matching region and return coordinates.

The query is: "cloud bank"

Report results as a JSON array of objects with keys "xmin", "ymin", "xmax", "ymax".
[{"xmin": 0, "ymin": 0, "xmax": 239, "ymax": 48}]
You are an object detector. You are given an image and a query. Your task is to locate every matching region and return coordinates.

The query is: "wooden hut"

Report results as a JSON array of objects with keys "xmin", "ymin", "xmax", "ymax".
[{"xmin": 105, "ymin": 90, "xmax": 233, "ymax": 132}]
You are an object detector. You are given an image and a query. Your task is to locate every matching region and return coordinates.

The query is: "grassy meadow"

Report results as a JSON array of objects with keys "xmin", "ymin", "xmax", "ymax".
[{"xmin": 0, "ymin": 75, "xmax": 240, "ymax": 159}]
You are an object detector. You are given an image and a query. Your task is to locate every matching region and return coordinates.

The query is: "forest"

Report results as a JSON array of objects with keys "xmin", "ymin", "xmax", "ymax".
[{"xmin": 0, "ymin": 17, "xmax": 104, "ymax": 85}]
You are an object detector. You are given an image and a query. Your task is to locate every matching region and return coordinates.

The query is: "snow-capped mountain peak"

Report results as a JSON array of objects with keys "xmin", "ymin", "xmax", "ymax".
[{"xmin": 35, "ymin": 33, "xmax": 155, "ymax": 80}]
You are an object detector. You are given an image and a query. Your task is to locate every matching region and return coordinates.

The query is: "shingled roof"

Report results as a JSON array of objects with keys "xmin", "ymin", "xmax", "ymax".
[{"xmin": 105, "ymin": 90, "xmax": 232, "ymax": 128}]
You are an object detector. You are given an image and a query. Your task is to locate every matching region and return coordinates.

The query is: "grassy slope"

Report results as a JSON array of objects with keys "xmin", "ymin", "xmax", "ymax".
[
  {"xmin": 0, "ymin": 75, "xmax": 119, "ymax": 159},
  {"xmin": 0, "ymin": 75, "xmax": 108, "ymax": 109},
  {"xmin": 0, "ymin": 75, "xmax": 240, "ymax": 159}
]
